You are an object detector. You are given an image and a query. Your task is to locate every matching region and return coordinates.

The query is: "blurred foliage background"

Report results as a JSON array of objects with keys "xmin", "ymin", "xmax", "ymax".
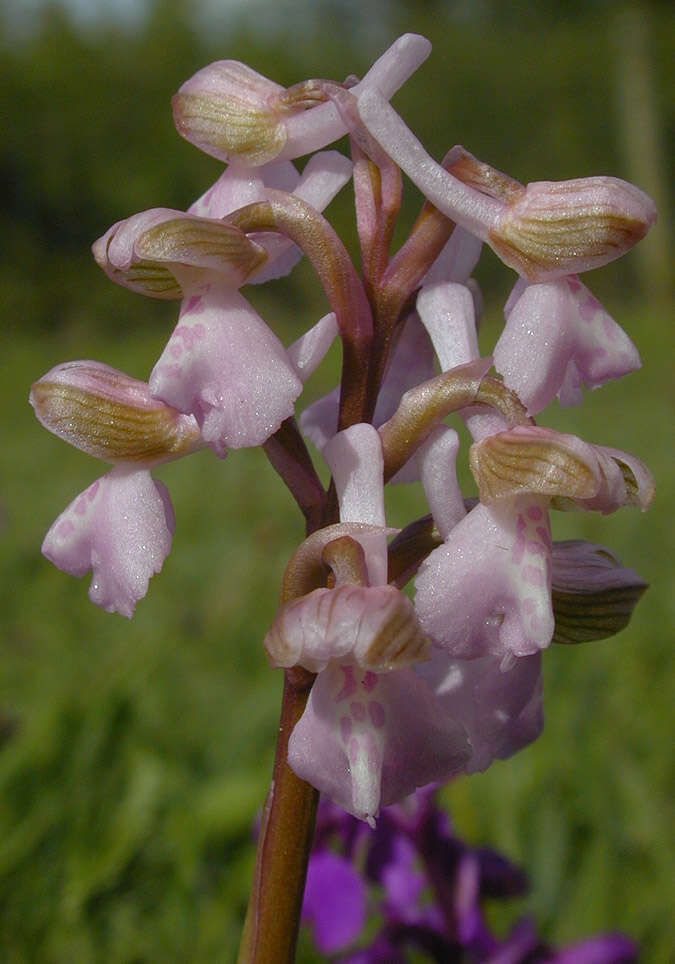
[{"xmin": 1, "ymin": 0, "xmax": 673, "ymax": 960}]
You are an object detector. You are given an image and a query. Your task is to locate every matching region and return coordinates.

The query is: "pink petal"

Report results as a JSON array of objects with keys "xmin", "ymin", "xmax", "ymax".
[
  {"xmin": 323, "ymin": 424, "xmax": 387, "ymax": 585},
  {"xmin": 494, "ymin": 277, "xmax": 641, "ymax": 414},
  {"xmin": 357, "ymin": 89, "xmax": 503, "ymax": 238},
  {"xmin": 42, "ymin": 467, "xmax": 174, "ymax": 618},
  {"xmin": 149, "ymin": 284, "xmax": 302, "ymax": 454},
  {"xmin": 250, "ymin": 151, "xmax": 354, "ymax": 283},
  {"xmin": 415, "ymin": 649, "xmax": 543, "ymax": 772},
  {"xmin": 417, "ymin": 426, "xmax": 466, "ymax": 540},
  {"xmin": 280, "ymin": 34, "xmax": 432, "ymax": 160},
  {"xmin": 422, "ymin": 225, "xmax": 483, "ymax": 287},
  {"xmin": 288, "ymin": 662, "xmax": 469, "ymax": 822},
  {"xmin": 287, "ymin": 312, "xmax": 338, "ymax": 380},
  {"xmin": 188, "ymin": 162, "xmax": 269, "ymax": 218},
  {"xmin": 578, "ymin": 443, "xmax": 655, "ymax": 513},
  {"xmin": 417, "ymin": 281, "xmax": 479, "ymax": 371},
  {"xmin": 415, "ymin": 498, "xmax": 554, "ymax": 661},
  {"xmin": 265, "ymin": 583, "xmax": 428, "ymax": 673}
]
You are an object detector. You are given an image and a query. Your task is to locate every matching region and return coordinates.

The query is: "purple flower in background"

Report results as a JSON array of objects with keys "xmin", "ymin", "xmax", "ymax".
[{"xmin": 302, "ymin": 789, "xmax": 637, "ymax": 964}]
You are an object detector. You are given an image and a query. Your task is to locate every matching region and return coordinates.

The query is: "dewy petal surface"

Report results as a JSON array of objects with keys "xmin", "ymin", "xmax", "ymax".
[
  {"xmin": 415, "ymin": 650, "xmax": 543, "ymax": 772},
  {"xmin": 415, "ymin": 498, "xmax": 554, "ymax": 660},
  {"xmin": 323, "ymin": 423, "xmax": 388, "ymax": 586},
  {"xmin": 288, "ymin": 663, "xmax": 469, "ymax": 822},
  {"xmin": 149, "ymin": 284, "xmax": 302, "ymax": 454},
  {"xmin": 493, "ymin": 275, "xmax": 641, "ymax": 414},
  {"xmin": 42, "ymin": 467, "xmax": 174, "ymax": 618}
]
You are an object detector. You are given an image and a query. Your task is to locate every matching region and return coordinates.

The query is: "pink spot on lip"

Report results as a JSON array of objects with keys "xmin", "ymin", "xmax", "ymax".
[
  {"xmin": 361, "ymin": 671, "xmax": 378, "ymax": 693},
  {"xmin": 369, "ymin": 702, "xmax": 386, "ymax": 728},
  {"xmin": 526, "ymin": 505, "xmax": 543, "ymax": 521},
  {"xmin": 578, "ymin": 294, "xmax": 601, "ymax": 323},
  {"xmin": 535, "ymin": 525, "xmax": 552, "ymax": 549},
  {"xmin": 56, "ymin": 520, "xmax": 75, "ymax": 539},
  {"xmin": 525, "ymin": 539, "xmax": 546, "ymax": 556},
  {"xmin": 183, "ymin": 295, "xmax": 204, "ymax": 314},
  {"xmin": 171, "ymin": 324, "xmax": 205, "ymax": 350},
  {"xmin": 350, "ymin": 701, "xmax": 366, "ymax": 722},
  {"xmin": 336, "ymin": 666, "xmax": 357, "ymax": 701},
  {"xmin": 512, "ymin": 537, "xmax": 525, "ymax": 565}
]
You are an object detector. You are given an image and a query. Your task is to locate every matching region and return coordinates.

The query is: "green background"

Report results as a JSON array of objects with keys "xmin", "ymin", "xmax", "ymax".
[{"xmin": 2, "ymin": 1, "xmax": 673, "ymax": 960}]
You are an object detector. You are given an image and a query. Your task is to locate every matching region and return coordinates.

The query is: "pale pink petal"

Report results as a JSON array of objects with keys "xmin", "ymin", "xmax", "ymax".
[
  {"xmin": 417, "ymin": 281, "xmax": 479, "ymax": 371},
  {"xmin": 323, "ymin": 424, "xmax": 387, "ymax": 586},
  {"xmin": 415, "ymin": 497, "xmax": 554, "ymax": 661},
  {"xmin": 287, "ymin": 312, "xmax": 338, "ymax": 380},
  {"xmin": 188, "ymin": 162, "xmax": 269, "ymax": 218},
  {"xmin": 280, "ymin": 34, "xmax": 432, "ymax": 160},
  {"xmin": 416, "ymin": 649, "xmax": 543, "ymax": 772},
  {"xmin": 417, "ymin": 426, "xmax": 466, "ymax": 540},
  {"xmin": 149, "ymin": 284, "xmax": 301, "ymax": 454},
  {"xmin": 415, "ymin": 283, "xmax": 507, "ymax": 441},
  {"xmin": 299, "ymin": 385, "xmax": 340, "ymax": 452},
  {"xmin": 494, "ymin": 276, "xmax": 641, "ymax": 414},
  {"xmin": 357, "ymin": 89, "xmax": 503, "ymax": 238},
  {"xmin": 577, "ymin": 443, "xmax": 655, "ymax": 513},
  {"xmin": 42, "ymin": 467, "xmax": 174, "ymax": 618},
  {"xmin": 93, "ymin": 208, "xmax": 181, "ymax": 274},
  {"xmin": 288, "ymin": 662, "xmax": 469, "ymax": 822},
  {"xmin": 422, "ymin": 225, "xmax": 483, "ymax": 287}
]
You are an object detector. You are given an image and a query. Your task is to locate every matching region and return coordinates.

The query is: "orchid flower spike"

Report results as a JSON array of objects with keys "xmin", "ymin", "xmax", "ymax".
[
  {"xmin": 172, "ymin": 33, "xmax": 432, "ymax": 165},
  {"xmin": 30, "ymin": 361, "xmax": 202, "ymax": 617}
]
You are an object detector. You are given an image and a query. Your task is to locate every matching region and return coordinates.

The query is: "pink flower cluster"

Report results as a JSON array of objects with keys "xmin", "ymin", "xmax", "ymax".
[{"xmin": 31, "ymin": 35, "xmax": 654, "ymax": 820}]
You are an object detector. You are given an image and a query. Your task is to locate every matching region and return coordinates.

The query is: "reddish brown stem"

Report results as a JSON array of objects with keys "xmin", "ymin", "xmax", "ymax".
[{"xmin": 237, "ymin": 668, "xmax": 319, "ymax": 964}]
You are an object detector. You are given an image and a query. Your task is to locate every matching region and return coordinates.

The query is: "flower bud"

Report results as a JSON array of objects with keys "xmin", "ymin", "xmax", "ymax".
[
  {"xmin": 489, "ymin": 176, "xmax": 657, "ymax": 281},
  {"xmin": 92, "ymin": 209, "xmax": 267, "ymax": 298},
  {"xmin": 551, "ymin": 540, "xmax": 648, "ymax": 644},
  {"xmin": 172, "ymin": 61, "xmax": 332, "ymax": 165},
  {"xmin": 470, "ymin": 425, "xmax": 600, "ymax": 503},
  {"xmin": 265, "ymin": 583, "xmax": 429, "ymax": 674},
  {"xmin": 30, "ymin": 361, "xmax": 202, "ymax": 465},
  {"xmin": 172, "ymin": 60, "xmax": 289, "ymax": 165},
  {"xmin": 470, "ymin": 425, "xmax": 655, "ymax": 514}
]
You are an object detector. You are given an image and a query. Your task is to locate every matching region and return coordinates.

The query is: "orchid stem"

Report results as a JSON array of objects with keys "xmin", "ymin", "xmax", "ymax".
[{"xmin": 237, "ymin": 667, "xmax": 318, "ymax": 964}]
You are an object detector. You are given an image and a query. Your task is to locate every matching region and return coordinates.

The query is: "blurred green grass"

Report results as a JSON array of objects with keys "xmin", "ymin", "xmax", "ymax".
[{"xmin": 1, "ymin": 295, "xmax": 673, "ymax": 961}]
